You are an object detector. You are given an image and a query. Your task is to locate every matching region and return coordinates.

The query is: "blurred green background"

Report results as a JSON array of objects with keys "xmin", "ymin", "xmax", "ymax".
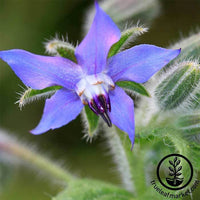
[{"xmin": 0, "ymin": 0, "xmax": 200, "ymax": 199}]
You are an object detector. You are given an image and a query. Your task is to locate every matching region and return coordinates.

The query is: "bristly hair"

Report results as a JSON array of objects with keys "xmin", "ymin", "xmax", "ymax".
[
  {"xmin": 16, "ymin": 85, "xmax": 56, "ymax": 110},
  {"xmin": 44, "ymin": 34, "xmax": 76, "ymax": 56}
]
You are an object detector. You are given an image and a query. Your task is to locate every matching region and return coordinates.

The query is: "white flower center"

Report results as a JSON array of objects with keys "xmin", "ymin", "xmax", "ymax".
[
  {"xmin": 75, "ymin": 73, "xmax": 115, "ymax": 126},
  {"xmin": 75, "ymin": 73, "xmax": 115, "ymax": 104}
]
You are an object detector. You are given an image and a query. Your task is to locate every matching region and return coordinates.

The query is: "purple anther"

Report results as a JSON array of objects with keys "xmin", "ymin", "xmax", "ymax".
[
  {"xmin": 88, "ymin": 100, "xmax": 99, "ymax": 115},
  {"xmin": 98, "ymin": 95, "xmax": 107, "ymax": 112},
  {"xmin": 106, "ymin": 95, "xmax": 111, "ymax": 112},
  {"xmin": 88, "ymin": 94, "xmax": 112, "ymax": 127},
  {"xmin": 100, "ymin": 112, "xmax": 112, "ymax": 127},
  {"xmin": 93, "ymin": 96, "xmax": 105, "ymax": 113}
]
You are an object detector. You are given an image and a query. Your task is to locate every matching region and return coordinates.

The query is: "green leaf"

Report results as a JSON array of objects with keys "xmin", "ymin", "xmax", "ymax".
[
  {"xmin": 83, "ymin": 106, "xmax": 99, "ymax": 140},
  {"xmin": 116, "ymin": 81, "xmax": 151, "ymax": 97},
  {"xmin": 17, "ymin": 86, "xmax": 62, "ymax": 108},
  {"xmin": 53, "ymin": 179, "xmax": 134, "ymax": 200},
  {"xmin": 108, "ymin": 26, "xmax": 148, "ymax": 58}
]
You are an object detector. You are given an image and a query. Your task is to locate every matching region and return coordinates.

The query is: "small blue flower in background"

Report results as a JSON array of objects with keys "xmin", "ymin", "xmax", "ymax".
[{"xmin": 0, "ymin": 1, "xmax": 180, "ymax": 147}]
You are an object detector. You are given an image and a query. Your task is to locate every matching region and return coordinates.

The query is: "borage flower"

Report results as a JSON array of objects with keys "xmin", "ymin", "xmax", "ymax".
[{"xmin": 0, "ymin": 2, "xmax": 180, "ymax": 147}]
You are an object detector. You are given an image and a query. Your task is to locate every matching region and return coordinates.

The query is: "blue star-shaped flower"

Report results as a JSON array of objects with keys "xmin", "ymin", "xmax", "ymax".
[{"xmin": 0, "ymin": 2, "xmax": 180, "ymax": 146}]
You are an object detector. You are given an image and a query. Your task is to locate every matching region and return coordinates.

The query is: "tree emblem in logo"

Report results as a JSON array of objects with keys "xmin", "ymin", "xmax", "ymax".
[
  {"xmin": 157, "ymin": 154, "xmax": 193, "ymax": 190},
  {"xmin": 166, "ymin": 156, "xmax": 184, "ymax": 186}
]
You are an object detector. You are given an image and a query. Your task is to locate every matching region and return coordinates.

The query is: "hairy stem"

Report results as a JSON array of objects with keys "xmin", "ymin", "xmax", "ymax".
[
  {"xmin": 104, "ymin": 126, "xmax": 147, "ymax": 196},
  {"xmin": 0, "ymin": 130, "xmax": 74, "ymax": 183}
]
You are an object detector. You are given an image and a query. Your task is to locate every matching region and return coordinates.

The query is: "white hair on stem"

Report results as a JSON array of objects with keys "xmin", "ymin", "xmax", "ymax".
[{"xmin": 103, "ymin": 125, "xmax": 135, "ymax": 193}]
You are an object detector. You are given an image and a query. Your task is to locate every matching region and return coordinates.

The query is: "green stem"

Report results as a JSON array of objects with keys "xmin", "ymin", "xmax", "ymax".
[
  {"xmin": 104, "ymin": 126, "xmax": 135, "ymax": 193},
  {"xmin": 0, "ymin": 132, "xmax": 74, "ymax": 183},
  {"xmin": 104, "ymin": 126, "xmax": 147, "ymax": 196}
]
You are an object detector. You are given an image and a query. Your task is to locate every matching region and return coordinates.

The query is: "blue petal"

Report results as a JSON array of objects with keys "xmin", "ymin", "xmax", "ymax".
[
  {"xmin": 107, "ymin": 44, "xmax": 181, "ymax": 83},
  {"xmin": 109, "ymin": 86, "xmax": 135, "ymax": 146},
  {"xmin": 0, "ymin": 49, "xmax": 83, "ymax": 90},
  {"xmin": 75, "ymin": 1, "xmax": 121, "ymax": 75},
  {"xmin": 31, "ymin": 88, "xmax": 83, "ymax": 134}
]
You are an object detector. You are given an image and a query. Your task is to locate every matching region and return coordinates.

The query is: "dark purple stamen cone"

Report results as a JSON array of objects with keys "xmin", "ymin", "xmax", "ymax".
[
  {"xmin": 88, "ymin": 94, "xmax": 112, "ymax": 127},
  {"xmin": 100, "ymin": 112, "xmax": 112, "ymax": 127}
]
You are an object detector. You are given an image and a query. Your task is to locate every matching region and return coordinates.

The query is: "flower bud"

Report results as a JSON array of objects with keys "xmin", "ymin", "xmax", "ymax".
[
  {"xmin": 155, "ymin": 61, "xmax": 200, "ymax": 110},
  {"xmin": 44, "ymin": 38, "xmax": 77, "ymax": 62}
]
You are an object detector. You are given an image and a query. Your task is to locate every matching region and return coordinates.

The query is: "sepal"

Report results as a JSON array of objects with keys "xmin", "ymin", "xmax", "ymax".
[
  {"xmin": 116, "ymin": 81, "xmax": 150, "ymax": 97},
  {"xmin": 17, "ymin": 86, "xmax": 62, "ymax": 109},
  {"xmin": 45, "ymin": 38, "xmax": 77, "ymax": 62},
  {"xmin": 82, "ymin": 106, "xmax": 99, "ymax": 141},
  {"xmin": 108, "ymin": 26, "xmax": 148, "ymax": 58}
]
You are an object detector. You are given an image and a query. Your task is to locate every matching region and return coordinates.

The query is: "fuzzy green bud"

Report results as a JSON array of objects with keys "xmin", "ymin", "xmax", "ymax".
[
  {"xmin": 45, "ymin": 38, "xmax": 77, "ymax": 63},
  {"xmin": 155, "ymin": 61, "xmax": 200, "ymax": 110}
]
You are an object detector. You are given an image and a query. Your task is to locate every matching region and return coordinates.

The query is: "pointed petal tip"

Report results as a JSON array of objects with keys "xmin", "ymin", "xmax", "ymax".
[
  {"xmin": 29, "ymin": 129, "xmax": 37, "ymax": 135},
  {"xmin": 94, "ymin": 0, "xmax": 99, "ymax": 7},
  {"xmin": 175, "ymin": 48, "xmax": 181, "ymax": 55},
  {"xmin": 29, "ymin": 129, "xmax": 45, "ymax": 135},
  {"xmin": 94, "ymin": 1, "xmax": 104, "ymax": 16},
  {"xmin": 131, "ymin": 142, "xmax": 134, "ymax": 151},
  {"xmin": 171, "ymin": 48, "xmax": 181, "ymax": 60},
  {"xmin": 130, "ymin": 134, "xmax": 135, "ymax": 151},
  {"xmin": 173, "ymin": 48, "xmax": 181, "ymax": 58},
  {"xmin": 0, "ymin": 50, "xmax": 10, "ymax": 59}
]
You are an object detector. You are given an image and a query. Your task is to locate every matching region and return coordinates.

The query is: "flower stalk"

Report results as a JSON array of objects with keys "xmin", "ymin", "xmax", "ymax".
[
  {"xmin": 0, "ymin": 131, "xmax": 74, "ymax": 183},
  {"xmin": 104, "ymin": 126, "xmax": 147, "ymax": 196}
]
